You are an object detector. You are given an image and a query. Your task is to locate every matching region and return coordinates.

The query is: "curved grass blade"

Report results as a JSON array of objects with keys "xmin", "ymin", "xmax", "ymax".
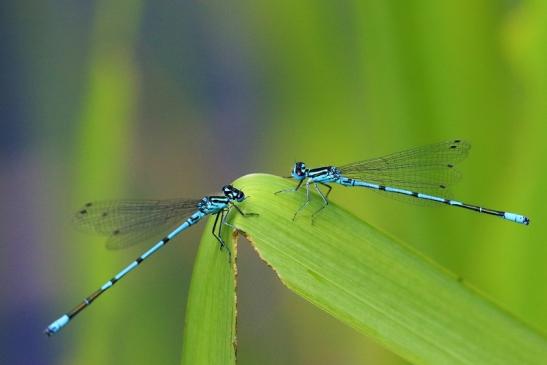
[
  {"xmin": 230, "ymin": 173, "xmax": 547, "ymax": 365},
  {"xmin": 180, "ymin": 213, "xmax": 238, "ymax": 365}
]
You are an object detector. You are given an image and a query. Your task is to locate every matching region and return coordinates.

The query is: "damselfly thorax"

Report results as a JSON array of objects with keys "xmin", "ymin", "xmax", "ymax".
[{"xmin": 306, "ymin": 166, "xmax": 341, "ymax": 183}]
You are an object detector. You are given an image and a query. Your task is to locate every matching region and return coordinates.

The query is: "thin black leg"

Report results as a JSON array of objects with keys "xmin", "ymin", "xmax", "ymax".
[
  {"xmin": 319, "ymin": 182, "xmax": 332, "ymax": 198},
  {"xmin": 217, "ymin": 209, "xmax": 233, "ymax": 261},
  {"xmin": 217, "ymin": 210, "xmax": 225, "ymax": 242},
  {"xmin": 211, "ymin": 211, "xmax": 224, "ymax": 249}
]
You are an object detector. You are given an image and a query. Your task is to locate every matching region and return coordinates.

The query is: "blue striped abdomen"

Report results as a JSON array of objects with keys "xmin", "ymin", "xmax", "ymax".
[{"xmin": 336, "ymin": 177, "xmax": 529, "ymax": 225}]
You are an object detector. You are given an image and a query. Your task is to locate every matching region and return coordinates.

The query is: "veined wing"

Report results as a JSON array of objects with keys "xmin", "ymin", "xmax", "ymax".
[
  {"xmin": 339, "ymin": 140, "xmax": 471, "ymax": 196},
  {"xmin": 73, "ymin": 199, "xmax": 201, "ymax": 249}
]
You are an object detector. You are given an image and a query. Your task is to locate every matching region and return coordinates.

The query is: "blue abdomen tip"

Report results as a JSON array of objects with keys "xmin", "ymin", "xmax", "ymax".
[
  {"xmin": 44, "ymin": 314, "xmax": 69, "ymax": 336},
  {"xmin": 504, "ymin": 212, "xmax": 530, "ymax": 225}
]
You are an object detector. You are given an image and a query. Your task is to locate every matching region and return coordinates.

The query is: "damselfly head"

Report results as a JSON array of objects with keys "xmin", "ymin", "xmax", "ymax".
[
  {"xmin": 223, "ymin": 185, "xmax": 245, "ymax": 202},
  {"xmin": 291, "ymin": 162, "xmax": 308, "ymax": 180}
]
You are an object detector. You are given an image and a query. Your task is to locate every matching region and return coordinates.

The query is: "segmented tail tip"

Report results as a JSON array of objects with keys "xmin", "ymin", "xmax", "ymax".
[
  {"xmin": 503, "ymin": 212, "xmax": 530, "ymax": 225},
  {"xmin": 44, "ymin": 314, "xmax": 69, "ymax": 336}
]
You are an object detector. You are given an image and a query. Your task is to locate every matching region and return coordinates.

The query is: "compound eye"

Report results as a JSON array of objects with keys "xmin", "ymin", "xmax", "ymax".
[
  {"xmin": 296, "ymin": 162, "xmax": 306, "ymax": 176},
  {"xmin": 237, "ymin": 191, "xmax": 245, "ymax": 201},
  {"xmin": 222, "ymin": 185, "xmax": 234, "ymax": 195}
]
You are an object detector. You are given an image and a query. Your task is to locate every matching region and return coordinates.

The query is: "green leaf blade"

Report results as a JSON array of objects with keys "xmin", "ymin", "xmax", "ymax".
[
  {"xmin": 181, "ymin": 217, "xmax": 237, "ymax": 365},
  {"xmin": 231, "ymin": 173, "xmax": 547, "ymax": 365}
]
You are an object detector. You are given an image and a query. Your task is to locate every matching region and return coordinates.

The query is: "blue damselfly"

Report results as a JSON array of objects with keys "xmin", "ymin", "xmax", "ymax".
[
  {"xmin": 277, "ymin": 140, "xmax": 529, "ymax": 225},
  {"xmin": 45, "ymin": 185, "xmax": 256, "ymax": 336}
]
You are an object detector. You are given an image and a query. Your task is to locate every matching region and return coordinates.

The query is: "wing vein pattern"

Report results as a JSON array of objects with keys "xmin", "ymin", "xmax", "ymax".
[
  {"xmin": 339, "ymin": 140, "xmax": 471, "ymax": 197},
  {"xmin": 73, "ymin": 199, "xmax": 201, "ymax": 249}
]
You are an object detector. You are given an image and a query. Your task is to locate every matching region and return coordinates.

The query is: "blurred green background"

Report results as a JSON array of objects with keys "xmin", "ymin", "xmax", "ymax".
[{"xmin": 2, "ymin": 1, "xmax": 546, "ymax": 364}]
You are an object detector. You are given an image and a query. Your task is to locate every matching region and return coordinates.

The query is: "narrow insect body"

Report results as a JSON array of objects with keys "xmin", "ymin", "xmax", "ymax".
[
  {"xmin": 347, "ymin": 179, "xmax": 529, "ymax": 224},
  {"xmin": 279, "ymin": 140, "xmax": 530, "ymax": 225},
  {"xmin": 45, "ymin": 185, "xmax": 257, "ymax": 336}
]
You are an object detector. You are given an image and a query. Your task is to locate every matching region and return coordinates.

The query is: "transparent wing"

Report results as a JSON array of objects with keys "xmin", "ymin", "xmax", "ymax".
[
  {"xmin": 339, "ymin": 140, "xmax": 471, "ymax": 197},
  {"xmin": 73, "ymin": 199, "xmax": 201, "ymax": 249}
]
